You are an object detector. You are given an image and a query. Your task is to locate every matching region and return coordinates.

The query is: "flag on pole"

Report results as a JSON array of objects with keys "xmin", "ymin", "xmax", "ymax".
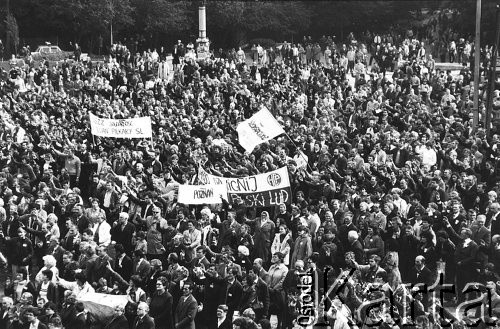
[{"xmin": 236, "ymin": 108, "xmax": 285, "ymax": 153}]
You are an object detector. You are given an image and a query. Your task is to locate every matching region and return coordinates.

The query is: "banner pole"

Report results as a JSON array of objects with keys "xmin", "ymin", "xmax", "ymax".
[{"xmin": 283, "ymin": 133, "xmax": 313, "ymax": 172}]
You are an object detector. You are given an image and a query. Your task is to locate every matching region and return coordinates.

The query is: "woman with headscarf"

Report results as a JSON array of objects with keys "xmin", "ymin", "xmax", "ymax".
[{"xmin": 247, "ymin": 211, "xmax": 275, "ymax": 268}]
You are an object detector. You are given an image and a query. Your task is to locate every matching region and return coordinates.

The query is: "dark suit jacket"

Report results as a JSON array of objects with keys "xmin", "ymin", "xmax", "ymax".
[
  {"xmin": 110, "ymin": 222, "xmax": 136, "ymax": 255},
  {"xmin": 115, "ymin": 254, "xmax": 133, "ymax": 282},
  {"xmin": 36, "ymin": 281, "xmax": 59, "ymax": 306},
  {"xmin": 98, "ymin": 189, "xmax": 120, "ymax": 212},
  {"xmin": 223, "ymin": 280, "xmax": 243, "ymax": 312},
  {"xmin": 1, "ymin": 219, "xmax": 21, "ymax": 238},
  {"xmin": 455, "ymin": 240, "xmax": 479, "ymax": 267},
  {"xmin": 408, "ymin": 265, "xmax": 433, "ymax": 286},
  {"xmin": 175, "ymin": 294, "xmax": 198, "ymax": 329},
  {"xmin": 21, "ymin": 321, "xmax": 48, "ymax": 329},
  {"xmin": 50, "ymin": 245, "xmax": 66, "ymax": 269},
  {"xmin": 132, "ymin": 259, "xmax": 152, "ymax": 282},
  {"xmin": 149, "ymin": 291, "xmax": 174, "ymax": 329},
  {"xmin": 132, "ymin": 315, "xmax": 155, "ymax": 329},
  {"xmin": 69, "ymin": 312, "xmax": 87, "ymax": 329},
  {"xmin": 472, "ymin": 226, "xmax": 491, "ymax": 249},
  {"xmin": 255, "ymin": 278, "xmax": 270, "ymax": 317},
  {"xmin": 104, "ymin": 315, "xmax": 129, "ymax": 329},
  {"xmin": 0, "ymin": 309, "xmax": 10, "ymax": 329},
  {"xmin": 216, "ymin": 220, "xmax": 241, "ymax": 250},
  {"xmin": 387, "ymin": 147, "xmax": 410, "ymax": 168},
  {"xmin": 217, "ymin": 317, "xmax": 232, "ymax": 329}
]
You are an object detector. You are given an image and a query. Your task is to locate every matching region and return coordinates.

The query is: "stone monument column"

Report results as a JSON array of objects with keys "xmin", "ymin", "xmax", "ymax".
[{"xmin": 196, "ymin": 0, "xmax": 210, "ymax": 60}]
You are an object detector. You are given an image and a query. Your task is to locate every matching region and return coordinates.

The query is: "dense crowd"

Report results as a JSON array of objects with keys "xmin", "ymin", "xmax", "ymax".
[{"xmin": 0, "ymin": 30, "xmax": 497, "ymax": 329}]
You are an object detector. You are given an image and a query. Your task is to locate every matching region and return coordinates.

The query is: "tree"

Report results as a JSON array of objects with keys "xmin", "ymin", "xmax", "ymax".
[
  {"xmin": 207, "ymin": 1, "xmax": 312, "ymax": 46},
  {"xmin": 139, "ymin": 0, "xmax": 192, "ymax": 34}
]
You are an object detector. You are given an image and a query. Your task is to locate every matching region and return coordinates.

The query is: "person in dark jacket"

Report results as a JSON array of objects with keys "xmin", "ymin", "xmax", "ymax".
[
  {"xmin": 8, "ymin": 228, "xmax": 33, "ymax": 278},
  {"xmin": 110, "ymin": 212, "xmax": 136, "ymax": 255},
  {"xmin": 133, "ymin": 302, "xmax": 155, "ymax": 329},
  {"xmin": 104, "ymin": 305, "xmax": 129, "ymax": 329},
  {"xmin": 247, "ymin": 271, "xmax": 270, "ymax": 322},
  {"xmin": 149, "ymin": 277, "xmax": 173, "ymax": 329},
  {"xmin": 36, "ymin": 270, "xmax": 59, "ymax": 306},
  {"xmin": 215, "ymin": 305, "xmax": 232, "ymax": 329}
]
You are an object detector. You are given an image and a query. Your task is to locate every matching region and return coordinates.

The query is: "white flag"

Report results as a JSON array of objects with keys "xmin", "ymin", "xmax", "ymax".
[{"xmin": 236, "ymin": 108, "xmax": 285, "ymax": 153}]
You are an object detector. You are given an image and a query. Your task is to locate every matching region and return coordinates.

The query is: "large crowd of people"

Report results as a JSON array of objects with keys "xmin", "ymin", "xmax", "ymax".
[{"xmin": 0, "ymin": 30, "xmax": 497, "ymax": 329}]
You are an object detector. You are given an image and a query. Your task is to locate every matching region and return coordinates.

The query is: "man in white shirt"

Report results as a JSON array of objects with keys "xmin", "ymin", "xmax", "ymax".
[
  {"xmin": 417, "ymin": 142, "xmax": 437, "ymax": 167},
  {"xmin": 91, "ymin": 215, "xmax": 111, "ymax": 247}
]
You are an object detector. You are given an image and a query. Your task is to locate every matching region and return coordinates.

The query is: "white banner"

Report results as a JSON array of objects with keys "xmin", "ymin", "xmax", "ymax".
[
  {"xmin": 89, "ymin": 113, "xmax": 152, "ymax": 138},
  {"xmin": 177, "ymin": 184, "xmax": 228, "ymax": 205},
  {"xmin": 198, "ymin": 167, "xmax": 291, "ymax": 207},
  {"xmin": 236, "ymin": 108, "xmax": 285, "ymax": 153},
  {"xmin": 79, "ymin": 293, "xmax": 128, "ymax": 324}
]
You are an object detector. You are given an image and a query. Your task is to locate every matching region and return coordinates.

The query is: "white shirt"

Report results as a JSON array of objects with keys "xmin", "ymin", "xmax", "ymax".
[
  {"xmin": 218, "ymin": 316, "xmax": 227, "ymax": 328},
  {"xmin": 29, "ymin": 319, "xmax": 40, "ymax": 329},
  {"xmin": 39, "ymin": 281, "xmax": 50, "ymax": 301},
  {"xmin": 91, "ymin": 220, "xmax": 112, "ymax": 246},
  {"xmin": 419, "ymin": 147, "xmax": 437, "ymax": 167},
  {"xmin": 103, "ymin": 191, "xmax": 112, "ymax": 208},
  {"xmin": 58, "ymin": 279, "xmax": 95, "ymax": 299}
]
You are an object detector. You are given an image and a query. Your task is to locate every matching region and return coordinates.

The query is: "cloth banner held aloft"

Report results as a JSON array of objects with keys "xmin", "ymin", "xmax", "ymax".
[
  {"xmin": 177, "ymin": 183, "xmax": 228, "ymax": 205},
  {"xmin": 236, "ymin": 108, "xmax": 285, "ymax": 153},
  {"xmin": 89, "ymin": 112, "xmax": 152, "ymax": 138},
  {"xmin": 198, "ymin": 166, "xmax": 291, "ymax": 207},
  {"xmin": 79, "ymin": 293, "xmax": 128, "ymax": 325}
]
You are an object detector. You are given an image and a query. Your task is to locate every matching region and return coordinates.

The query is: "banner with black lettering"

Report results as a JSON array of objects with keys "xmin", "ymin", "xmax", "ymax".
[
  {"xmin": 177, "ymin": 184, "xmax": 228, "ymax": 205},
  {"xmin": 89, "ymin": 113, "xmax": 152, "ymax": 138},
  {"xmin": 198, "ymin": 167, "xmax": 292, "ymax": 207},
  {"xmin": 236, "ymin": 108, "xmax": 285, "ymax": 153}
]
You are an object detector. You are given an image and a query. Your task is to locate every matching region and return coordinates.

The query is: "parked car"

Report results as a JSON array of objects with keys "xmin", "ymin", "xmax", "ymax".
[{"xmin": 30, "ymin": 44, "xmax": 89, "ymax": 62}]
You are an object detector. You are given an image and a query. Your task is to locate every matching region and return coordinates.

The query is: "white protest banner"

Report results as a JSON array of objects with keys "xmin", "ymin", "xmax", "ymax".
[
  {"xmin": 236, "ymin": 108, "xmax": 285, "ymax": 153},
  {"xmin": 89, "ymin": 112, "xmax": 152, "ymax": 138},
  {"xmin": 198, "ymin": 167, "xmax": 291, "ymax": 207},
  {"xmin": 79, "ymin": 293, "xmax": 128, "ymax": 324},
  {"xmin": 177, "ymin": 184, "xmax": 228, "ymax": 205}
]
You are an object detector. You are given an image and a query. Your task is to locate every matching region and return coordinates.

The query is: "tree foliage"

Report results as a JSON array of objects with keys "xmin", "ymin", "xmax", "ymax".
[
  {"xmin": 6, "ymin": 0, "xmax": 500, "ymax": 50},
  {"xmin": 134, "ymin": 0, "xmax": 192, "ymax": 35}
]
